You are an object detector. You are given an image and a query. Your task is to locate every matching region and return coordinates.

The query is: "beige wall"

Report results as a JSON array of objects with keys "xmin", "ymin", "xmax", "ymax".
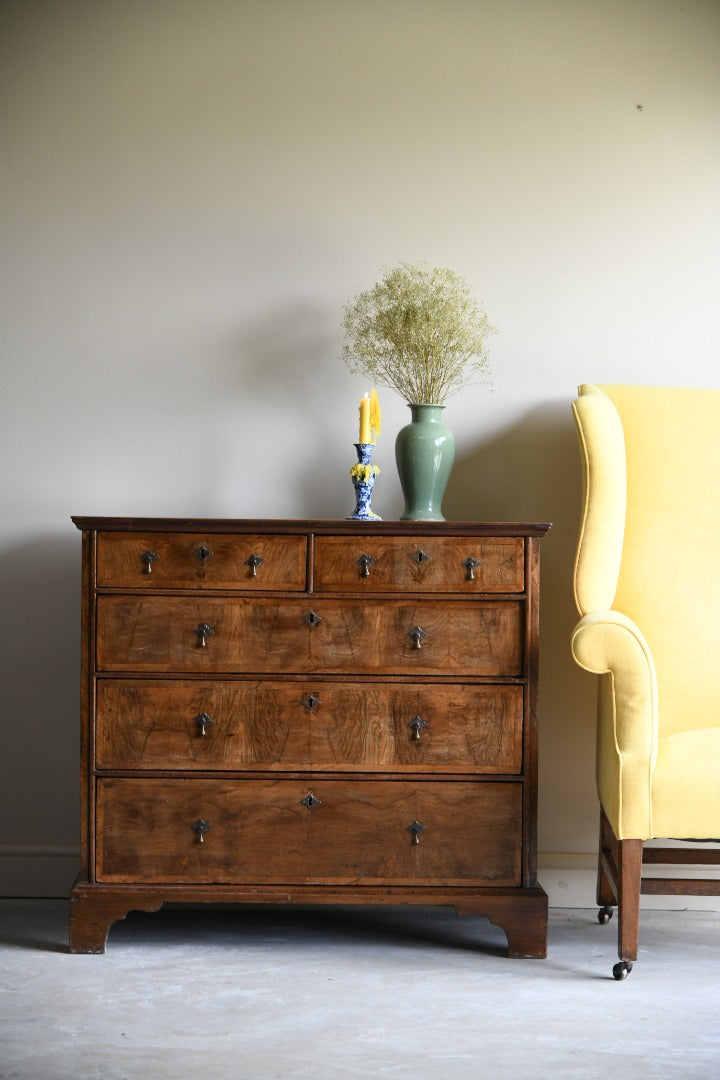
[{"xmin": 2, "ymin": 0, "xmax": 719, "ymax": 904}]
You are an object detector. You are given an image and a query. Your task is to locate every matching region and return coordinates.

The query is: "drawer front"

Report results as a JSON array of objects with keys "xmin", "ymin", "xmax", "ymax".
[
  {"xmin": 96, "ymin": 778, "xmax": 522, "ymax": 886},
  {"xmin": 96, "ymin": 597, "xmax": 524, "ymax": 676},
  {"xmin": 314, "ymin": 536, "xmax": 524, "ymax": 593},
  {"xmin": 96, "ymin": 532, "xmax": 307, "ymax": 590},
  {"xmin": 96, "ymin": 679, "xmax": 523, "ymax": 774}
]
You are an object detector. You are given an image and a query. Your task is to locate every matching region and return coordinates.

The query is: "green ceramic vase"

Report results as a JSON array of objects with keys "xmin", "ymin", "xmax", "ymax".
[{"xmin": 395, "ymin": 404, "xmax": 455, "ymax": 521}]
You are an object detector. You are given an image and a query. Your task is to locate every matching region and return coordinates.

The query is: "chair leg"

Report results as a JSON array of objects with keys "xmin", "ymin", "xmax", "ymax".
[
  {"xmin": 596, "ymin": 808, "xmax": 643, "ymax": 979},
  {"xmin": 614, "ymin": 836, "xmax": 642, "ymax": 979},
  {"xmin": 596, "ymin": 809, "xmax": 615, "ymax": 916}
]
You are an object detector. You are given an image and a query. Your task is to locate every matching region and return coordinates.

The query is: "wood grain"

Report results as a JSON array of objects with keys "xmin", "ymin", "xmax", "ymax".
[
  {"xmin": 95, "ymin": 679, "xmax": 523, "ymax": 773},
  {"xmin": 313, "ymin": 536, "xmax": 524, "ymax": 593},
  {"xmin": 97, "ymin": 532, "xmax": 307, "ymax": 590},
  {"xmin": 97, "ymin": 777, "xmax": 522, "ymax": 886},
  {"xmin": 96, "ymin": 596, "xmax": 524, "ymax": 676}
]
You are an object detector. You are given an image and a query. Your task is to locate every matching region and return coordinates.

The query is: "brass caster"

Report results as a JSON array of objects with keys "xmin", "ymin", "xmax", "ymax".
[
  {"xmin": 612, "ymin": 960, "xmax": 633, "ymax": 980},
  {"xmin": 598, "ymin": 905, "xmax": 614, "ymax": 925}
]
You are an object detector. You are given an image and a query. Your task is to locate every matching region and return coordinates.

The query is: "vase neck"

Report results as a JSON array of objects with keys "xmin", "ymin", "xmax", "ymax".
[{"xmin": 408, "ymin": 403, "xmax": 445, "ymax": 423}]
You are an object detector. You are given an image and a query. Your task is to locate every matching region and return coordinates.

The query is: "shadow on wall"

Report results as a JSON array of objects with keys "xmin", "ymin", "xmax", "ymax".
[
  {"xmin": 444, "ymin": 401, "xmax": 600, "ymax": 851},
  {"xmin": 0, "ymin": 533, "xmax": 81, "ymax": 874}
]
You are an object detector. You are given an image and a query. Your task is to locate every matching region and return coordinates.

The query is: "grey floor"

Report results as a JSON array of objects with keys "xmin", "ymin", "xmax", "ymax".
[{"xmin": 1, "ymin": 900, "xmax": 719, "ymax": 1080}]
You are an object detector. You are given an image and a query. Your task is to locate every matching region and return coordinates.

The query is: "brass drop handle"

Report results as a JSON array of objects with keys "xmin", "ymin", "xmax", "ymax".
[
  {"xmin": 303, "ymin": 611, "xmax": 323, "ymax": 628},
  {"xmin": 195, "ymin": 712, "xmax": 213, "ymax": 736},
  {"xmin": 408, "ymin": 715, "xmax": 428, "ymax": 741},
  {"xmin": 246, "ymin": 554, "xmax": 264, "ymax": 578},
  {"xmin": 194, "ymin": 545, "xmax": 213, "ymax": 564},
  {"xmin": 407, "ymin": 821, "xmax": 426, "ymax": 845},
  {"xmin": 463, "ymin": 556, "xmax": 480, "ymax": 581},
  {"xmin": 357, "ymin": 553, "xmax": 376, "ymax": 578},
  {"xmin": 195, "ymin": 623, "xmax": 214, "ymax": 648},
  {"xmin": 140, "ymin": 551, "xmax": 157, "ymax": 575},
  {"xmin": 408, "ymin": 626, "xmax": 427, "ymax": 650},
  {"xmin": 191, "ymin": 819, "xmax": 211, "ymax": 844}
]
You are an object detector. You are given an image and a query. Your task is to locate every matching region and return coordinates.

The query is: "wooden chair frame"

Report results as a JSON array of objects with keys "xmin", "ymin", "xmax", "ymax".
[{"xmin": 596, "ymin": 808, "xmax": 720, "ymax": 978}]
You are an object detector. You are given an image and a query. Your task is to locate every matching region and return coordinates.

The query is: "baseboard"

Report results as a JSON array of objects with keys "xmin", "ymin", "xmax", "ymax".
[
  {"xmin": 538, "ymin": 852, "xmax": 720, "ymax": 911},
  {"xmin": 2, "ymin": 848, "xmax": 719, "ymax": 909},
  {"xmin": 0, "ymin": 846, "xmax": 80, "ymax": 898}
]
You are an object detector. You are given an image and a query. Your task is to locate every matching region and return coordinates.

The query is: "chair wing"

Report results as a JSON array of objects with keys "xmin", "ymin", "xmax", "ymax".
[
  {"xmin": 572, "ymin": 383, "xmax": 626, "ymax": 616},
  {"xmin": 574, "ymin": 383, "xmax": 720, "ymax": 747}
]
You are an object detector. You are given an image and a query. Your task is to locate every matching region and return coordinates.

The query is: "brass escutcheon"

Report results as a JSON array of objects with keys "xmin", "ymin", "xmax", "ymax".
[
  {"xmin": 190, "ymin": 819, "xmax": 211, "ymax": 844},
  {"xmin": 357, "ymin": 553, "xmax": 376, "ymax": 578},
  {"xmin": 195, "ymin": 712, "xmax": 213, "ymax": 736},
  {"xmin": 407, "ymin": 821, "xmax": 426, "ymax": 845},
  {"xmin": 195, "ymin": 623, "xmax": 214, "ymax": 648},
  {"xmin": 463, "ymin": 556, "xmax": 480, "ymax": 581},
  {"xmin": 246, "ymin": 553, "xmax": 264, "ymax": 577},
  {"xmin": 408, "ymin": 715, "xmax": 428, "ymax": 741},
  {"xmin": 140, "ymin": 550, "xmax": 157, "ymax": 574}
]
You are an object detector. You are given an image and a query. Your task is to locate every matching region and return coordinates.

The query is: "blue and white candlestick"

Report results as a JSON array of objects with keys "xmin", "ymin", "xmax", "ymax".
[{"xmin": 347, "ymin": 443, "xmax": 381, "ymax": 520}]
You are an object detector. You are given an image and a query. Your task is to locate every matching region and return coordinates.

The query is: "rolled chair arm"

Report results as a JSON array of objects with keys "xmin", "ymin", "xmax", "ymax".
[
  {"xmin": 571, "ymin": 610, "xmax": 658, "ymax": 760},
  {"xmin": 572, "ymin": 610, "xmax": 659, "ymax": 838}
]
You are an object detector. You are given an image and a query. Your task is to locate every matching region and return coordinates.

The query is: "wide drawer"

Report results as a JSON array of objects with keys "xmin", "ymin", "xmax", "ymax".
[
  {"xmin": 96, "ymin": 777, "xmax": 522, "ymax": 886},
  {"xmin": 95, "ymin": 679, "xmax": 523, "ymax": 773},
  {"xmin": 96, "ymin": 596, "xmax": 524, "ymax": 676},
  {"xmin": 96, "ymin": 532, "xmax": 307, "ymax": 590},
  {"xmin": 314, "ymin": 535, "xmax": 524, "ymax": 593}
]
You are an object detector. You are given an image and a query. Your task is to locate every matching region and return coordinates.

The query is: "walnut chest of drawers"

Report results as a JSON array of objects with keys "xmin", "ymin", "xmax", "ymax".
[{"xmin": 70, "ymin": 518, "xmax": 550, "ymax": 957}]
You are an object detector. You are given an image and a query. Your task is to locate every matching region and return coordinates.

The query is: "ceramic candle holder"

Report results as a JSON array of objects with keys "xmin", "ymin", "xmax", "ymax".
[{"xmin": 347, "ymin": 443, "xmax": 381, "ymax": 520}]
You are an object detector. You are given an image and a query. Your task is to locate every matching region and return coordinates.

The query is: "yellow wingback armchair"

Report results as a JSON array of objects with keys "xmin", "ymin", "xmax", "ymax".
[{"xmin": 571, "ymin": 384, "xmax": 720, "ymax": 978}]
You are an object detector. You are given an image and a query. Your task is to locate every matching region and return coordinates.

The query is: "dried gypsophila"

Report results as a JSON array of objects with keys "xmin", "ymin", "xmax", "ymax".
[{"xmin": 343, "ymin": 263, "xmax": 496, "ymax": 405}]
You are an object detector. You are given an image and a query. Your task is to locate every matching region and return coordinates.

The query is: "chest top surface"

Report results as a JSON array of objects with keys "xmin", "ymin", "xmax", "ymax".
[{"xmin": 73, "ymin": 517, "xmax": 551, "ymax": 535}]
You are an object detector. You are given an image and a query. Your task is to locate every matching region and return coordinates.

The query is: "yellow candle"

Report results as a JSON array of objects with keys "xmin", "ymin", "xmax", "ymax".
[
  {"xmin": 359, "ymin": 393, "xmax": 371, "ymax": 443},
  {"xmin": 370, "ymin": 388, "xmax": 381, "ymax": 441}
]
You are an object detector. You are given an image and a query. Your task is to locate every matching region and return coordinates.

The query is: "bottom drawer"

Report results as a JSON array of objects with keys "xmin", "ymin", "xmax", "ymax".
[{"xmin": 96, "ymin": 778, "xmax": 522, "ymax": 887}]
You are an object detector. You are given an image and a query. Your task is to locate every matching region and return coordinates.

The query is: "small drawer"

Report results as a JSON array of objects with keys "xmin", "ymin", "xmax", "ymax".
[
  {"xmin": 96, "ymin": 532, "xmax": 307, "ymax": 590},
  {"xmin": 307, "ymin": 682, "xmax": 524, "ymax": 773},
  {"xmin": 314, "ymin": 536, "xmax": 524, "ymax": 593},
  {"xmin": 96, "ymin": 777, "xmax": 522, "ymax": 886},
  {"xmin": 95, "ymin": 679, "xmax": 523, "ymax": 774},
  {"xmin": 95, "ymin": 679, "xmax": 311, "ymax": 771},
  {"xmin": 96, "ymin": 596, "xmax": 524, "ymax": 677}
]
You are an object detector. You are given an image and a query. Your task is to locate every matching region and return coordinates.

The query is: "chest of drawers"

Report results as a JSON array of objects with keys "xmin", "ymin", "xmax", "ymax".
[{"xmin": 69, "ymin": 518, "xmax": 549, "ymax": 957}]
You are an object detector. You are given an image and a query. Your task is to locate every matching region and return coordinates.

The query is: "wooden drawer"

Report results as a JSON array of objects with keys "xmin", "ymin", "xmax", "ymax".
[
  {"xmin": 96, "ymin": 532, "xmax": 307, "ymax": 590},
  {"xmin": 96, "ymin": 679, "xmax": 523, "ymax": 774},
  {"xmin": 96, "ymin": 778, "xmax": 522, "ymax": 886},
  {"xmin": 96, "ymin": 596, "xmax": 524, "ymax": 676},
  {"xmin": 314, "ymin": 536, "xmax": 524, "ymax": 593}
]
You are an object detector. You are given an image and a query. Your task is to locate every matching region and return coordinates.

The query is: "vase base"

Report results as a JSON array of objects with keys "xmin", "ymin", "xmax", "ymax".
[
  {"xmin": 400, "ymin": 511, "xmax": 445, "ymax": 522},
  {"xmin": 347, "ymin": 512, "xmax": 382, "ymax": 521}
]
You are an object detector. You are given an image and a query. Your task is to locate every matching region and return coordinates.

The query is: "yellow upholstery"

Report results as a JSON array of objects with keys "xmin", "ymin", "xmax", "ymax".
[{"xmin": 571, "ymin": 384, "xmax": 720, "ymax": 841}]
